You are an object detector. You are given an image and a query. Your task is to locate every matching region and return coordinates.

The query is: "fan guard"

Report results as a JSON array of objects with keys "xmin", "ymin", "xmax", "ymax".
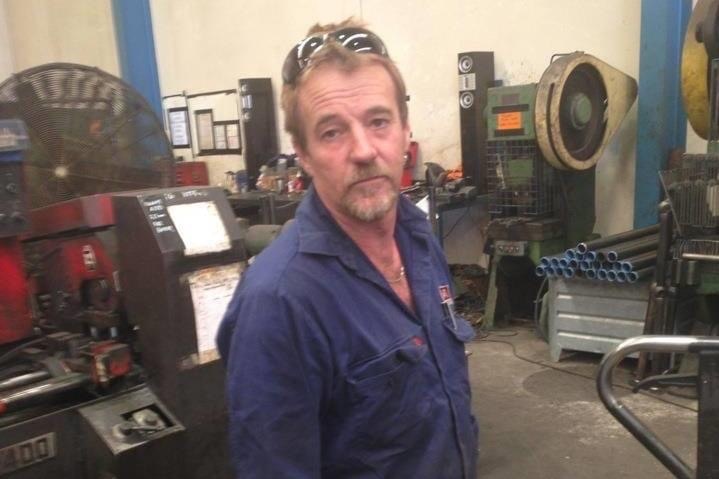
[{"xmin": 0, "ymin": 62, "xmax": 173, "ymax": 209}]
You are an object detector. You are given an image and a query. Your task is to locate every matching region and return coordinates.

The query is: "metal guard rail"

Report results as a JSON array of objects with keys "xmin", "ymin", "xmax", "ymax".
[{"xmin": 597, "ymin": 335, "xmax": 719, "ymax": 479}]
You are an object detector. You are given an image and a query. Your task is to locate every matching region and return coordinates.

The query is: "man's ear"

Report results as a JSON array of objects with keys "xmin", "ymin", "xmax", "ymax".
[
  {"xmin": 403, "ymin": 122, "xmax": 412, "ymax": 152},
  {"xmin": 293, "ymin": 139, "xmax": 313, "ymax": 177}
]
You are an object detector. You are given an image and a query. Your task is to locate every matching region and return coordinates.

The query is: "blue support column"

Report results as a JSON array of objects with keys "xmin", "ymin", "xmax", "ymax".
[
  {"xmin": 634, "ymin": 0, "xmax": 691, "ymax": 228},
  {"xmin": 111, "ymin": 0, "xmax": 163, "ymax": 118}
]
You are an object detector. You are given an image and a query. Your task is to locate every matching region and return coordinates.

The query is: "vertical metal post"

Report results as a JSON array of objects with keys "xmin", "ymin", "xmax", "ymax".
[
  {"xmin": 697, "ymin": 349, "xmax": 719, "ymax": 478},
  {"xmin": 483, "ymin": 254, "xmax": 502, "ymax": 329},
  {"xmin": 709, "ymin": 58, "xmax": 719, "ymax": 152},
  {"xmin": 635, "ymin": 0, "xmax": 691, "ymax": 228},
  {"xmin": 111, "ymin": 0, "xmax": 163, "ymax": 119}
]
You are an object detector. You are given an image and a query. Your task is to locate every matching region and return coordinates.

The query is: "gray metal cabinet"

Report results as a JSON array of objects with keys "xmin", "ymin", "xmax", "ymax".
[{"xmin": 548, "ymin": 278, "xmax": 649, "ymax": 361}]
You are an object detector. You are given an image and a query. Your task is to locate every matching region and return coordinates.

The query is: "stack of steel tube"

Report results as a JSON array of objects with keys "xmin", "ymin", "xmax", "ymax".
[{"xmin": 536, "ymin": 224, "xmax": 659, "ymax": 283}]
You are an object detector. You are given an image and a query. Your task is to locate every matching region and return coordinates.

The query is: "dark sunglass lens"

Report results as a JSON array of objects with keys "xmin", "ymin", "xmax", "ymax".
[
  {"xmin": 281, "ymin": 47, "xmax": 301, "ymax": 84},
  {"xmin": 344, "ymin": 36, "xmax": 378, "ymax": 53},
  {"xmin": 283, "ymin": 29, "xmax": 388, "ymax": 84},
  {"xmin": 298, "ymin": 37, "xmax": 325, "ymax": 64},
  {"xmin": 334, "ymin": 29, "xmax": 386, "ymax": 56}
]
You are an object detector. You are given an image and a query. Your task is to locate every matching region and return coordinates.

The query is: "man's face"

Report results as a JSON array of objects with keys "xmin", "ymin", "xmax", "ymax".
[{"xmin": 293, "ymin": 62, "xmax": 410, "ymax": 223}]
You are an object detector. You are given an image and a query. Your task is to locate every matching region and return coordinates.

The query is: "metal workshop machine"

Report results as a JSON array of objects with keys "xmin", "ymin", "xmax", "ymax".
[
  {"xmin": 483, "ymin": 53, "xmax": 637, "ymax": 327},
  {"xmin": 0, "ymin": 63, "xmax": 244, "ymax": 478},
  {"xmin": 597, "ymin": 2, "xmax": 719, "ymax": 478}
]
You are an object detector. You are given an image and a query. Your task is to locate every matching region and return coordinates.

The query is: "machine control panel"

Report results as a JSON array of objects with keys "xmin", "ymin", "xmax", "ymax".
[
  {"xmin": 0, "ymin": 120, "xmax": 29, "ymax": 238},
  {"xmin": 494, "ymin": 239, "xmax": 527, "ymax": 256}
]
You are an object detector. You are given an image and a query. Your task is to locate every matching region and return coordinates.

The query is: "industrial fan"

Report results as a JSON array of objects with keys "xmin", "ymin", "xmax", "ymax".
[{"xmin": 0, "ymin": 62, "xmax": 173, "ymax": 209}]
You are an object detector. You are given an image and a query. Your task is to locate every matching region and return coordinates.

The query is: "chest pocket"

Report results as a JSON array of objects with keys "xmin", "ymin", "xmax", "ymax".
[{"xmin": 345, "ymin": 333, "xmax": 434, "ymax": 445}]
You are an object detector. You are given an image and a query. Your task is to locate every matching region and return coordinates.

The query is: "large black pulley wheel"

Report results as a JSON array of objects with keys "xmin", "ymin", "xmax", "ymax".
[{"xmin": 558, "ymin": 64, "xmax": 607, "ymax": 163}]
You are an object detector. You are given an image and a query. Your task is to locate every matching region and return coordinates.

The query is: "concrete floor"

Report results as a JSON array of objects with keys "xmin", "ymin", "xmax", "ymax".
[{"xmin": 469, "ymin": 325, "xmax": 698, "ymax": 478}]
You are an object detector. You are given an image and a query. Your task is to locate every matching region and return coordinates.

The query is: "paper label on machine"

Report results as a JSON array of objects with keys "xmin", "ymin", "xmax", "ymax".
[
  {"xmin": 188, "ymin": 263, "xmax": 243, "ymax": 365},
  {"xmin": 167, "ymin": 201, "xmax": 230, "ymax": 255}
]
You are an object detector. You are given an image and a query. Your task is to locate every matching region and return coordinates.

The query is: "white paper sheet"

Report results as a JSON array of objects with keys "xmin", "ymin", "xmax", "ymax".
[
  {"xmin": 188, "ymin": 263, "xmax": 243, "ymax": 364},
  {"xmin": 167, "ymin": 201, "xmax": 231, "ymax": 256}
]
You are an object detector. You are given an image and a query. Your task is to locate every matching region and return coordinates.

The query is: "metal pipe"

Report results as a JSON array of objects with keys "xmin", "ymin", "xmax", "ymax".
[
  {"xmin": 569, "ymin": 259, "xmax": 579, "ymax": 269},
  {"xmin": 627, "ymin": 267, "xmax": 654, "ymax": 283},
  {"xmin": 653, "ymin": 201, "xmax": 673, "ymax": 285},
  {"xmin": 564, "ymin": 268, "xmax": 576, "ymax": 278},
  {"xmin": 597, "ymin": 336, "xmax": 719, "ymax": 479},
  {"xmin": 580, "ymin": 260, "xmax": 592, "ymax": 271},
  {"xmin": 0, "ymin": 371, "xmax": 51, "ymax": 393},
  {"xmin": 540, "ymin": 257, "xmax": 551, "ymax": 267},
  {"xmin": 620, "ymin": 251, "xmax": 657, "ymax": 272},
  {"xmin": 565, "ymin": 249, "xmax": 576, "ymax": 259},
  {"xmin": 615, "ymin": 271, "xmax": 627, "ymax": 283},
  {"xmin": 606, "ymin": 270, "xmax": 617, "ymax": 282},
  {"xmin": 535, "ymin": 265, "xmax": 546, "ymax": 277},
  {"xmin": 635, "ymin": 267, "xmax": 655, "ymax": 279},
  {"xmin": 605, "ymin": 236, "xmax": 659, "ymax": 262},
  {"xmin": 597, "ymin": 269, "xmax": 609, "ymax": 280},
  {"xmin": 681, "ymin": 252, "xmax": 719, "ymax": 263},
  {"xmin": 576, "ymin": 224, "xmax": 660, "ymax": 253},
  {"xmin": 559, "ymin": 258, "xmax": 569, "ymax": 268},
  {"xmin": 596, "ymin": 233, "xmax": 659, "ymax": 260},
  {"xmin": 585, "ymin": 269, "xmax": 597, "ymax": 279},
  {"xmin": 0, "ymin": 373, "xmax": 91, "ymax": 415},
  {"xmin": 584, "ymin": 251, "xmax": 597, "ymax": 262},
  {"xmin": 550, "ymin": 257, "xmax": 560, "ymax": 268}
]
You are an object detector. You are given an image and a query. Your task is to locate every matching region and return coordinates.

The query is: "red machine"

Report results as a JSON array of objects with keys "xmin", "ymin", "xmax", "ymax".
[
  {"xmin": 0, "ymin": 238, "xmax": 31, "ymax": 343},
  {"xmin": 0, "ymin": 120, "xmax": 32, "ymax": 344},
  {"xmin": 25, "ymin": 194, "xmax": 120, "ymax": 334},
  {"xmin": 0, "ymin": 64, "xmax": 244, "ymax": 479}
]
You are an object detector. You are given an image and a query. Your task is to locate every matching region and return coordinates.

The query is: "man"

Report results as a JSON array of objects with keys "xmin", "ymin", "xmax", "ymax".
[{"xmin": 217, "ymin": 18, "xmax": 478, "ymax": 478}]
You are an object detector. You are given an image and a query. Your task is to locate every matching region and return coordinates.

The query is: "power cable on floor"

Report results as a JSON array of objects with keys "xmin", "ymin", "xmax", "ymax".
[{"xmin": 474, "ymin": 331, "xmax": 698, "ymax": 413}]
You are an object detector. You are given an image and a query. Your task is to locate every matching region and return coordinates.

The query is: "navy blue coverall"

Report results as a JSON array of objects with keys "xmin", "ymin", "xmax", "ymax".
[{"xmin": 217, "ymin": 187, "xmax": 478, "ymax": 478}]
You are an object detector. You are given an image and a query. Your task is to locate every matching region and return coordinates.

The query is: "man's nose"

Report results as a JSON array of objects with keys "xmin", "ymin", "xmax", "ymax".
[{"xmin": 349, "ymin": 126, "xmax": 377, "ymax": 163}]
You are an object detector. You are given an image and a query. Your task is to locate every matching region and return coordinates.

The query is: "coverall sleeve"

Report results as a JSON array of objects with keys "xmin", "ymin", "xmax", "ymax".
[{"xmin": 222, "ymin": 286, "xmax": 330, "ymax": 479}]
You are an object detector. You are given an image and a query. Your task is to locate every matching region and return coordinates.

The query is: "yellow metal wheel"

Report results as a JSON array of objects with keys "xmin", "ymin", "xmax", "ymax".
[{"xmin": 681, "ymin": 0, "xmax": 714, "ymax": 140}]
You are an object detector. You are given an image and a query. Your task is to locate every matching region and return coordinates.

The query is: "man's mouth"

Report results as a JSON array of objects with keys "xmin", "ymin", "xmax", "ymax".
[{"xmin": 350, "ymin": 173, "xmax": 391, "ymax": 188}]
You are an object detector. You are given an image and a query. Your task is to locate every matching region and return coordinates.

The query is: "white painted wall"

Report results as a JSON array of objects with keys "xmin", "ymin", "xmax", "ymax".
[
  {"xmin": 0, "ymin": 0, "xmax": 648, "ymax": 237},
  {"xmin": 149, "ymin": 0, "xmax": 361, "ymax": 187},
  {"xmin": 2, "ymin": 0, "xmax": 119, "ymax": 75},
  {"xmin": 0, "ymin": 1, "xmax": 14, "ymax": 81},
  {"xmin": 686, "ymin": 121, "xmax": 708, "ymax": 153},
  {"xmin": 150, "ymin": 0, "xmax": 641, "ymax": 235}
]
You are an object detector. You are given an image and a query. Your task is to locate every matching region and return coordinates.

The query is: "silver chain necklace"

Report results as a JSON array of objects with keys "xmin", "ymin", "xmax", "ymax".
[{"xmin": 386, "ymin": 266, "xmax": 406, "ymax": 284}]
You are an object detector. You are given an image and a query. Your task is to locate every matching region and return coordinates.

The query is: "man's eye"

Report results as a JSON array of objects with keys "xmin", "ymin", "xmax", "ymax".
[
  {"xmin": 321, "ymin": 129, "xmax": 340, "ymax": 141},
  {"xmin": 370, "ymin": 118, "xmax": 389, "ymax": 128}
]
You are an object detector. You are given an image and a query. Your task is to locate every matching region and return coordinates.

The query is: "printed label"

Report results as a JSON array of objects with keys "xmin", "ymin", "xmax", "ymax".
[{"xmin": 497, "ymin": 111, "xmax": 522, "ymax": 130}]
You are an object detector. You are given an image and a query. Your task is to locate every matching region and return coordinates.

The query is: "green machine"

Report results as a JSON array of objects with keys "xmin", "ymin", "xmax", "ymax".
[{"xmin": 483, "ymin": 52, "xmax": 638, "ymax": 327}]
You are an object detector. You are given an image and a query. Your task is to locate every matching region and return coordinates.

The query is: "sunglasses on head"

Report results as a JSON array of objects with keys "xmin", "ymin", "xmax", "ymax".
[{"xmin": 282, "ymin": 27, "xmax": 389, "ymax": 85}]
